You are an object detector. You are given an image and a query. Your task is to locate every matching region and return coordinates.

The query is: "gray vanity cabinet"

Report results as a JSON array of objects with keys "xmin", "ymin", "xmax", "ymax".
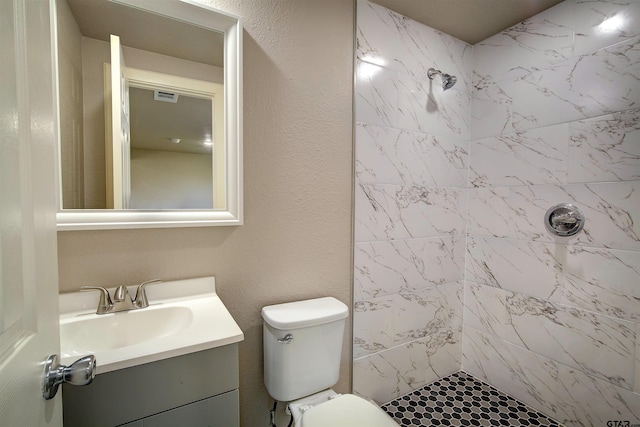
[
  {"xmin": 119, "ymin": 390, "xmax": 238, "ymax": 427},
  {"xmin": 62, "ymin": 344, "xmax": 239, "ymax": 427}
]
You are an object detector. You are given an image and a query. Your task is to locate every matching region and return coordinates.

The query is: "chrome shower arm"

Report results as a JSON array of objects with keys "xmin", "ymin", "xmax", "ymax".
[{"xmin": 427, "ymin": 67, "xmax": 457, "ymax": 91}]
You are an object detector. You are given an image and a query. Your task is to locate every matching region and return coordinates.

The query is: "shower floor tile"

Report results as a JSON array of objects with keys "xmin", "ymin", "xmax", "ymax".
[{"xmin": 381, "ymin": 371, "xmax": 563, "ymax": 426}]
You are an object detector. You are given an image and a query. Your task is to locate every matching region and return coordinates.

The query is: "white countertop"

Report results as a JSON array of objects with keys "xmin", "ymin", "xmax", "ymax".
[{"xmin": 59, "ymin": 276, "xmax": 244, "ymax": 374}]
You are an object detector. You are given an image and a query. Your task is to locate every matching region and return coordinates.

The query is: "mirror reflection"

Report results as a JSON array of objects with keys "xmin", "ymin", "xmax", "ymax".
[
  {"xmin": 57, "ymin": 0, "xmax": 225, "ymax": 210},
  {"xmin": 129, "ymin": 86, "xmax": 215, "ymax": 209}
]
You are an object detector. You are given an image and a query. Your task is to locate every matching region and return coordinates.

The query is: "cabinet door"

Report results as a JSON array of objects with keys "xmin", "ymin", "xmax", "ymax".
[
  {"xmin": 142, "ymin": 390, "xmax": 239, "ymax": 427},
  {"xmin": 64, "ymin": 345, "xmax": 239, "ymax": 426}
]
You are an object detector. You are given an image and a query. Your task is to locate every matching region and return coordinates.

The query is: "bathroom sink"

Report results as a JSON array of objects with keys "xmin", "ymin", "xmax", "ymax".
[
  {"xmin": 61, "ymin": 306, "xmax": 193, "ymax": 354},
  {"xmin": 59, "ymin": 277, "xmax": 243, "ymax": 374}
]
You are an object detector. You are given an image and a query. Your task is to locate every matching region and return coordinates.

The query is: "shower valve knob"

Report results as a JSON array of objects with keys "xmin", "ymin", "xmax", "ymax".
[{"xmin": 544, "ymin": 204, "xmax": 585, "ymax": 236}]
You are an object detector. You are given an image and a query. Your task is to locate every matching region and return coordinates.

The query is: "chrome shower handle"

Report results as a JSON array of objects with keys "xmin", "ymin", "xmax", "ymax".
[
  {"xmin": 551, "ymin": 213, "xmax": 577, "ymax": 225},
  {"xmin": 544, "ymin": 203, "xmax": 585, "ymax": 236}
]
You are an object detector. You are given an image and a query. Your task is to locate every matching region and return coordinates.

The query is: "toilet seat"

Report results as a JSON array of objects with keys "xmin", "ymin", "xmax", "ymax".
[{"xmin": 299, "ymin": 394, "xmax": 399, "ymax": 427}]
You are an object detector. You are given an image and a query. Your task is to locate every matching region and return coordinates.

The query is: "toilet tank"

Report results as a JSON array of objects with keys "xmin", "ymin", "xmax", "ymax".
[{"xmin": 262, "ymin": 297, "xmax": 349, "ymax": 402}]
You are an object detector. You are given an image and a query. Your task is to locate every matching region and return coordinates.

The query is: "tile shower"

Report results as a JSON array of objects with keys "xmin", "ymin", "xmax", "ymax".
[{"xmin": 353, "ymin": 0, "xmax": 640, "ymax": 425}]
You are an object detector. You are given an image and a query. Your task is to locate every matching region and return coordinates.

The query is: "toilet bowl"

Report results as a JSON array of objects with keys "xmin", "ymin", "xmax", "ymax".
[
  {"xmin": 262, "ymin": 297, "xmax": 399, "ymax": 427},
  {"xmin": 288, "ymin": 389, "xmax": 398, "ymax": 427}
]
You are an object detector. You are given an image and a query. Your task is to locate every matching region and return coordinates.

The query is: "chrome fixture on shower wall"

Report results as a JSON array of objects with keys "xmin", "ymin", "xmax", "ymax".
[
  {"xmin": 427, "ymin": 68, "xmax": 457, "ymax": 91},
  {"xmin": 544, "ymin": 203, "xmax": 586, "ymax": 236}
]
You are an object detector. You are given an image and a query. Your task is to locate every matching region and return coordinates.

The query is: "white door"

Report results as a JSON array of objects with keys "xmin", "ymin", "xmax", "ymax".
[
  {"xmin": 105, "ymin": 34, "xmax": 131, "ymax": 209},
  {"xmin": 0, "ymin": 0, "xmax": 63, "ymax": 425}
]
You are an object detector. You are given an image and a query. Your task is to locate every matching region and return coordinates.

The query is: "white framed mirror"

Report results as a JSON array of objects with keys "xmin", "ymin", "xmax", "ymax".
[{"xmin": 54, "ymin": 0, "xmax": 242, "ymax": 230}]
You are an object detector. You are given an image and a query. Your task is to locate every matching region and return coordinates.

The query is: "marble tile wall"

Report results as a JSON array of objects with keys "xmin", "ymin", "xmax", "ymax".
[
  {"xmin": 354, "ymin": 0, "xmax": 640, "ymax": 422},
  {"xmin": 464, "ymin": 1, "xmax": 640, "ymax": 425},
  {"xmin": 353, "ymin": 0, "xmax": 470, "ymax": 405}
]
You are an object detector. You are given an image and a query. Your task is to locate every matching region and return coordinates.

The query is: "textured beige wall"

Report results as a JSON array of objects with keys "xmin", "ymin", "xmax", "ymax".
[
  {"xmin": 56, "ymin": 0, "xmax": 84, "ymax": 209},
  {"xmin": 129, "ymin": 149, "xmax": 213, "ymax": 209},
  {"xmin": 57, "ymin": 0, "xmax": 355, "ymax": 425}
]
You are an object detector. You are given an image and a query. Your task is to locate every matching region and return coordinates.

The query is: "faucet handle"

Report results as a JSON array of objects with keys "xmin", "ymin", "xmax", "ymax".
[
  {"xmin": 80, "ymin": 286, "xmax": 113, "ymax": 314},
  {"xmin": 133, "ymin": 279, "xmax": 162, "ymax": 308}
]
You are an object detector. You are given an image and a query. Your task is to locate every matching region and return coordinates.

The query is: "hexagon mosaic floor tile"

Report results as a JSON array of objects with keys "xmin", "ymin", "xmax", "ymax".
[{"xmin": 381, "ymin": 371, "xmax": 563, "ymax": 426}]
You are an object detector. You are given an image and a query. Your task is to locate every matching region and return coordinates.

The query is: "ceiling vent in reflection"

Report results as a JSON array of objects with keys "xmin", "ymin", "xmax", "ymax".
[{"xmin": 153, "ymin": 90, "xmax": 179, "ymax": 103}]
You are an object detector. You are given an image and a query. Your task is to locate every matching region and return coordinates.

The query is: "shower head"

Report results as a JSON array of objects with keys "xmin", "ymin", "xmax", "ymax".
[
  {"xmin": 427, "ymin": 68, "xmax": 457, "ymax": 91},
  {"xmin": 442, "ymin": 74, "xmax": 457, "ymax": 90}
]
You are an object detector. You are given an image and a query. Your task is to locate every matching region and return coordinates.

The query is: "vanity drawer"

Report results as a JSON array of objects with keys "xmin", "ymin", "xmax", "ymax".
[
  {"xmin": 119, "ymin": 390, "xmax": 239, "ymax": 427},
  {"xmin": 63, "ymin": 344, "xmax": 239, "ymax": 427}
]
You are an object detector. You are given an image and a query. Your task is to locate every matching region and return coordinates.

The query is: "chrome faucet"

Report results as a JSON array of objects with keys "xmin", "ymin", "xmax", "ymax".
[{"xmin": 81, "ymin": 279, "xmax": 162, "ymax": 314}]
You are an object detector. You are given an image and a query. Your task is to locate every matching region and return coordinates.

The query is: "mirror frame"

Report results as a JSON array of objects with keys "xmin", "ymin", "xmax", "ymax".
[{"xmin": 55, "ymin": 0, "xmax": 243, "ymax": 230}]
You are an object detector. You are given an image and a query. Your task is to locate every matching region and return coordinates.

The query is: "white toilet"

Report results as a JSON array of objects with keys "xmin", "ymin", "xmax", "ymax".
[{"xmin": 262, "ymin": 297, "xmax": 399, "ymax": 427}]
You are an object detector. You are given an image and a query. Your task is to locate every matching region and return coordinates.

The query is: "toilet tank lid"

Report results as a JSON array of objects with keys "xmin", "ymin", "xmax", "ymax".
[{"xmin": 262, "ymin": 297, "xmax": 348, "ymax": 330}]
